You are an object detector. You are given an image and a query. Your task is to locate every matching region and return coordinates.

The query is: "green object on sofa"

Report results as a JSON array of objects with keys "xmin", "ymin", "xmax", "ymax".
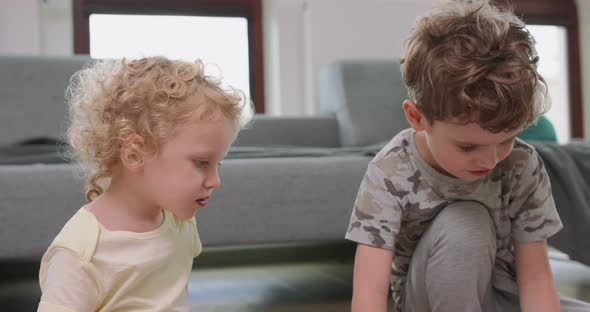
[{"xmin": 518, "ymin": 115, "xmax": 558, "ymax": 142}]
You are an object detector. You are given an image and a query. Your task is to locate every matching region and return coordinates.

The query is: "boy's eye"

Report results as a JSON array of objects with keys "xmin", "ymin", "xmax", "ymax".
[{"xmin": 459, "ymin": 145, "xmax": 477, "ymax": 152}]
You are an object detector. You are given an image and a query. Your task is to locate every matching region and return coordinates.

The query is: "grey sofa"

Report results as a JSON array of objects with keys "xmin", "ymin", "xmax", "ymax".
[{"xmin": 1, "ymin": 55, "xmax": 589, "ymax": 270}]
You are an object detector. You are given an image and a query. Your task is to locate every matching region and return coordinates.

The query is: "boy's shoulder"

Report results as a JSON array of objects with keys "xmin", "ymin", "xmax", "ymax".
[
  {"xmin": 501, "ymin": 138, "xmax": 542, "ymax": 174},
  {"xmin": 47, "ymin": 207, "xmax": 100, "ymax": 262},
  {"xmin": 369, "ymin": 128, "xmax": 417, "ymax": 176}
]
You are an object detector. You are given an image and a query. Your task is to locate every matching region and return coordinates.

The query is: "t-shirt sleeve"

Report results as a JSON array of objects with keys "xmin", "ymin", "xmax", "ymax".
[
  {"xmin": 38, "ymin": 248, "xmax": 98, "ymax": 312},
  {"xmin": 510, "ymin": 149, "xmax": 563, "ymax": 243},
  {"xmin": 345, "ymin": 162, "xmax": 403, "ymax": 250}
]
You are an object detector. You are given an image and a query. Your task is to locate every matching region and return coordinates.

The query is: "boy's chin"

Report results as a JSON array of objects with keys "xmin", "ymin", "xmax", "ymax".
[{"xmin": 458, "ymin": 173, "xmax": 487, "ymax": 182}]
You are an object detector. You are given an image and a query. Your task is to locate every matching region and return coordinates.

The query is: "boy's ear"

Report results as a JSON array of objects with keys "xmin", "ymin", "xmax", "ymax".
[
  {"xmin": 403, "ymin": 100, "xmax": 427, "ymax": 131},
  {"xmin": 120, "ymin": 134, "xmax": 145, "ymax": 171}
]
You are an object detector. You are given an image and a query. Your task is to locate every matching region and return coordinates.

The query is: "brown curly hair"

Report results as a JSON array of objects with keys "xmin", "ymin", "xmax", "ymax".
[
  {"xmin": 66, "ymin": 57, "xmax": 251, "ymax": 201},
  {"xmin": 401, "ymin": 0, "xmax": 548, "ymax": 132}
]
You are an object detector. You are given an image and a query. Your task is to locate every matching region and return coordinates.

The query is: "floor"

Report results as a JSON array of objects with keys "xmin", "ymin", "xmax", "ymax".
[
  {"xmin": 185, "ymin": 258, "xmax": 590, "ymax": 312},
  {"xmin": 187, "ymin": 261, "xmax": 355, "ymax": 312},
  {"xmin": 1, "ymin": 245, "xmax": 589, "ymax": 312}
]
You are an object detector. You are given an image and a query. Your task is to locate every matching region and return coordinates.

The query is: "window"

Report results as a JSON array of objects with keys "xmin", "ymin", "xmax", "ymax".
[
  {"xmin": 497, "ymin": 0, "xmax": 583, "ymax": 139},
  {"xmin": 89, "ymin": 14, "xmax": 251, "ymax": 102},
  {"xmin": 527, "ymin": 25, "xmax": 570, "ymax": 143},
  {"xmin": 73, "ymin": 0, "xmax": 265, "ymax": 113}
]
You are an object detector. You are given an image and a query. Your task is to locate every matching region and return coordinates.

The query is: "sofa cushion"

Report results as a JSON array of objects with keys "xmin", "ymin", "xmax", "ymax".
[
  {"xmin": 319, "ymin": 60, "xmax": 409, "ymax": 147},
  {"xmin": 0, "ymin": 156, "xmax": 370, "ymax": 259}
]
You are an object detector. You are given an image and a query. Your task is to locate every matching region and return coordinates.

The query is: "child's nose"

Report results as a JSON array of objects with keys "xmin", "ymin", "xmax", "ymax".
[
  {"xmin": 204, "ymin": 171, "xmax": 221, "ymax": 189},
  {"xmin": 480, "ymin": 147, "xmax": 499, "ymax": 169}
]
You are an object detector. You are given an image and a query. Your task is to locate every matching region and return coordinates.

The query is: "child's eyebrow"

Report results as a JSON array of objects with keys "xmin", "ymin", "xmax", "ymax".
[
  {"xmin": 189, "ymin": 150, "xmax": 213, "ymax": 158},
  {"xmin": 501, "ymin": 135, "xmax": 518, "ymax": 144},
  {"xmin": 453, "ymin": 140, "xmax": 481, "ymax": 146},
  {"xmin": 453, "ymin": 135, "xmax": 517, "ymax": 146}
]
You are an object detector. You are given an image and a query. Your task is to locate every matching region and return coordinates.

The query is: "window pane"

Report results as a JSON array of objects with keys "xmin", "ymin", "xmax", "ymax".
[
  {"xmin": 89, "ymin": 14, "xmax": 250, "ymax": 100},
  {"xmin": 527, "ymin": 25, "xmax": 570, "ymax": 143}
]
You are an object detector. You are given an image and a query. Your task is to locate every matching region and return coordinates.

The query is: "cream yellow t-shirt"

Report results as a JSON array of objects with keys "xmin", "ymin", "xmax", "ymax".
[{"xmin": 38, "ymin": 207, "xmax": 202, "ymax": 312}]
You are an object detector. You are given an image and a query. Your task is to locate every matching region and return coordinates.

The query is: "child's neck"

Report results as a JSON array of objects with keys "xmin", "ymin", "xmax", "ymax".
[
  {"xmin": 413, "ymin": 130, "xmax": 454, "ymax": 177},
  {"xmin": 86, "ymin": 178, "xmax": 164, "ymax": 233}
]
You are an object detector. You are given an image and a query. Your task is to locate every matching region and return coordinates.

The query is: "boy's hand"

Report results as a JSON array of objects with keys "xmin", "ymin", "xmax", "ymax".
[
  {"xmin": 351, "ymin": 243, "xmax": 393, "ymax": 312},
  {"xmin": 514, "ymin": 239, "xmax": 560, "ymax": 312}
]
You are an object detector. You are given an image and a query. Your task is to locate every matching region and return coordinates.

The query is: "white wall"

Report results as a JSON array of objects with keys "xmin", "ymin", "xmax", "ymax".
[
  {"xmin": 0, "ymin": 0, "xmax": 71, "ymax": 55},
  {"xmin": 38, "ymin": 0, "xmax": 73, "ymax": 55},
  {"xmin": 263, "ymin": 0, "xmax": 307, "ymax": 115},
  {"xmin": 0, "ymin": 0, "xmax": 40, "ymax": 54},
  {"xmin": 576, "ymin": 0, "xmax": 590, "ymax": 137}
]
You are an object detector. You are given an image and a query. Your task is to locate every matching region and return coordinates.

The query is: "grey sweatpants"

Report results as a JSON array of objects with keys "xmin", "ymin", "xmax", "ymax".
[{"xmin": 403, "ymin": 201, "xmax": 590, "ymax": 312}]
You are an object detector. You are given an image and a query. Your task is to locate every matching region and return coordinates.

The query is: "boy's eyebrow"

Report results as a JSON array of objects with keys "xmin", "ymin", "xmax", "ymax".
[
  {"xmin": 453, "ymin": 135, "xmax": 518, "ymax": 146},
  {"xmin": 501, "ymin": 135, "xmax": 518, "ymax": 144}
]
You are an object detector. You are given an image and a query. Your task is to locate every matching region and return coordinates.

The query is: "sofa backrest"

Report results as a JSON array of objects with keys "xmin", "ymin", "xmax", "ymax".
[
  {"xmin": 319, "ymin": 59, "xmax": 410, "ymax": 147},
  {"xmin": 234, "ymin": 115, "xmax": 340, "ymax": 147},
  {"xmin": 0, "ymin": 54, "xmax": 92, "ymax": 146}
]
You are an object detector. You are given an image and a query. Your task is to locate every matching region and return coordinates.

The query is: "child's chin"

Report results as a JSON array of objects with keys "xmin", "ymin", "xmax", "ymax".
[
  {"xmin": 461, "ymin": 174, "xmax": 485, "ymax": 182},
  {"xmin": 172, "ymin": 210, "xmax": 196, "ymax": 220}
]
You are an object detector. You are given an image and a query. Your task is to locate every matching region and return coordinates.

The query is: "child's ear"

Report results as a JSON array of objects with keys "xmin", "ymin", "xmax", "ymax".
[
  {"xmin": 120, "ymin": 134, "xmax": 145, "ymax": 171},
  {"xmin": 403, "ymin": 100, "xmax": 426, "ymax": 131}
]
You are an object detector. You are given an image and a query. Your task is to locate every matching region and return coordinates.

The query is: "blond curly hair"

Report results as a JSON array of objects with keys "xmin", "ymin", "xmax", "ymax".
[
  {"xmin": 66, "ymin": 57, "xmax": 251, "ymax": 202},
  {"xmin": 401, "ymin": 0, "xmax": 548, "ymax": 132}
]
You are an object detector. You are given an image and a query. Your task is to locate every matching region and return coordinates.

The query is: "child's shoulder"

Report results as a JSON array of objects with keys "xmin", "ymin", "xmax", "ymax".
[
  {"xmin": 495, "ymin": 138, "xmax": 549, "ymax": 188},
  {"xmin": 47, "ymin": 207, "xmax": 100, "ymax": 262},
  {"xmin": 502, "ymin": 138, "xmax": 541, "ymax": 172},
  {"xmin": 369, "ymin": 128, "xmax": 415, "ymax": 173}
]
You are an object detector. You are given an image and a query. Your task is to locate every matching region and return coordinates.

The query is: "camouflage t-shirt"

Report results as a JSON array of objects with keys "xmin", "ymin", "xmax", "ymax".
[{"xmin": 345, "ymin": 128, "xmax": 562, "ymax": 310}]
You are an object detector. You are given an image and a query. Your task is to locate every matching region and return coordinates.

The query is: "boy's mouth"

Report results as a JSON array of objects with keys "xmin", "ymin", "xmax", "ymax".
[{"xmin": 469, "ymin": 169, "xmax": 490, "ymax": 176}]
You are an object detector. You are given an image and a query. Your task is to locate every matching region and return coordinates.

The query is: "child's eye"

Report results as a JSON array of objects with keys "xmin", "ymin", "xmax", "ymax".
[
  {"xmin": 194, "ymin": 160, "xmax": 222, "ymax": 169},
  {"xmin": 195, "ymin": 160, "xmax": 210, "ymax": 168},
  {"xmin": 459, "ymin": 145, "xmax": 477, "ymax": 152}
]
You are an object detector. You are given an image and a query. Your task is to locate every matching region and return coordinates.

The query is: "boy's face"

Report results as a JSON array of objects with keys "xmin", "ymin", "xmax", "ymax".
[
  {"xmin": 403, "ymin": 100, "xmax": 520, "ymax": 182},
  {"xmin": 141, "ymin": 115, "xmax": 237, "ymax": 220},
  {"xmin": 418, "ymin": 121, "xmax": 519, "ymax": 182}
]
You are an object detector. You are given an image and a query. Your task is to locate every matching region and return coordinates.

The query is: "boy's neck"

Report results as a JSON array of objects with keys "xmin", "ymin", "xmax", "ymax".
[{"xmin": 413, "ymin": 130, "xmax": 454, "ymax": 177}]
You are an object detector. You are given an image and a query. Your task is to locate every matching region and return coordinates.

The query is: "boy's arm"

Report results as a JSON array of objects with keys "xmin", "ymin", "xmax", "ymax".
[
  {"xmin": 514, "ymin": 239, "xmax": 560, "ymax": 312},
  {"xmin": 351, "ymin": 243, "xmax": 393, "ymax": 312}
]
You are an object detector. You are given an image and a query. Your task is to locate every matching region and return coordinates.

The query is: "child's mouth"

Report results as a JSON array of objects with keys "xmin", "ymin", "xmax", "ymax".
[
  {"xmin": 195, "ymin": 197, "xmax": 209, "ymax": 207},
  {"xmin": 469, "ymin": 169, "xmax": 490, "ymax": 176}
]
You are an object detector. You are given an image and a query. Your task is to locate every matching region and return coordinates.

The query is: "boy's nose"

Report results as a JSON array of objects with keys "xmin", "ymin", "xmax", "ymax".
[{"xmin": 479, "ymin": 148, "xmax": 499, "ymax": 169}]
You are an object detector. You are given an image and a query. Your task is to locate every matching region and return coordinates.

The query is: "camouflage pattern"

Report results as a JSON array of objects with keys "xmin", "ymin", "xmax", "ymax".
[{"xmin": 345, "ymin": 129, "xmax": 563, "ymax": 311}]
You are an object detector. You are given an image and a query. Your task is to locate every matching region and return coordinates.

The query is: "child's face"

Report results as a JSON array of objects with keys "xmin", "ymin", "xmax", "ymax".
[
  {"xmin": 419, "ymin": 121, "xmax": 520, "ymax": 182},
  {"xmin": 141, "ymin": 115, "xmax": 237, "ymax": 219}
]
